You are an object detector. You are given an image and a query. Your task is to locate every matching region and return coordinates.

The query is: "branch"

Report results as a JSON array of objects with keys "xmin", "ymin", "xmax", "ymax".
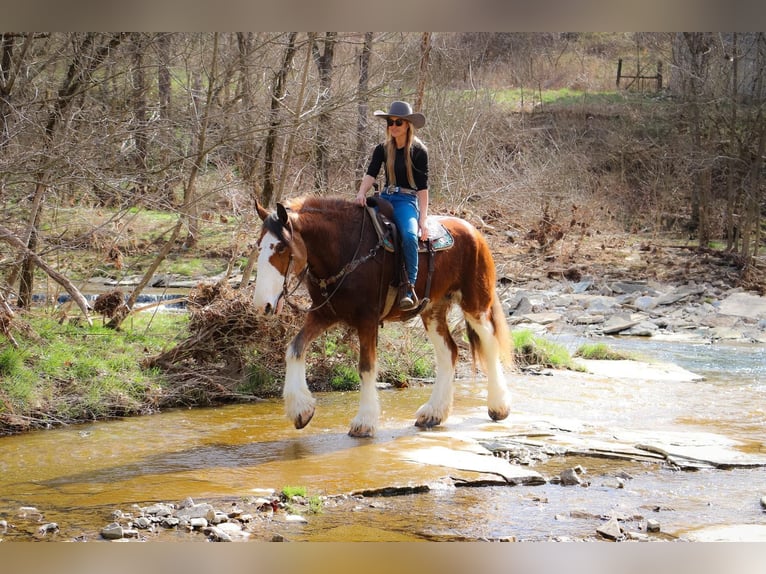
[{"xmin": 0, "ymin": 224, "xmax": 92, "ymax": 325}]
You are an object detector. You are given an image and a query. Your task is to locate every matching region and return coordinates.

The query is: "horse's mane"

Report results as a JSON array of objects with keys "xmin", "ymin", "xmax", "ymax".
[{"xmin": 283, "ymin": 195, "xmax": 363, "ymax": 229}]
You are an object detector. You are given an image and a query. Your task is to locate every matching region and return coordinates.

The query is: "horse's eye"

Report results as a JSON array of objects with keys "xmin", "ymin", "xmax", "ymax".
[{"xmin": 275, "ymin": 242, "xmax": 288, "ymax": 254}]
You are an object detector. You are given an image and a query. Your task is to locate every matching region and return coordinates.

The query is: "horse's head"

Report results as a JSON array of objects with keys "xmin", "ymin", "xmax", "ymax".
[{"xmin": 252, "ymin": 200, "xmax": 307, "ymax": 315}]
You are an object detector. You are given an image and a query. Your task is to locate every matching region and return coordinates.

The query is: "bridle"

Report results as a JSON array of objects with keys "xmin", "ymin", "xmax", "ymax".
[{"xmin": 270, "ymin": 208, "xmax": 384, "ymax": 314}]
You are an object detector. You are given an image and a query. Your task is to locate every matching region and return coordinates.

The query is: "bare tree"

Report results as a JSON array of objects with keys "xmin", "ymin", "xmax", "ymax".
[
  {"xmin": 261, "ymin": 32, "xmax": 298, "ymax": 207},
  {"xmin": 15, "ymin": 33, "xmax": 124, "ymax": 309},
  {"xmin": 312, "ymin": 32, "xmax": 337, "ymax": 191}
]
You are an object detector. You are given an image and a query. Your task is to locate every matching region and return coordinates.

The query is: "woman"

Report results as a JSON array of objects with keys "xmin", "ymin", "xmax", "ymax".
[{"xmin": 355, "ymin": 101, "xmax": 429, "ymax": 311}]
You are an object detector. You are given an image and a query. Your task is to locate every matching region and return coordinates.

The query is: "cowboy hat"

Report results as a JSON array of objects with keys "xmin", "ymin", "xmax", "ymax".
[{"xmin": 373, "ymin": 100, "xmax": 426, "ymax": 129}]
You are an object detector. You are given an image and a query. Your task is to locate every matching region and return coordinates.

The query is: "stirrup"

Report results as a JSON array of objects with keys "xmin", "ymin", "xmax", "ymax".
[{"xmin": 399, "ymin": 286, "xmax": 418, "ymax": 311}]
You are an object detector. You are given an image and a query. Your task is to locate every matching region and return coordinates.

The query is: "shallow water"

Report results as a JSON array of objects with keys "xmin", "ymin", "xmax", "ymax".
[{"xmin": 0, "ymin": 338, "xmax": 764, "ymax": 542}]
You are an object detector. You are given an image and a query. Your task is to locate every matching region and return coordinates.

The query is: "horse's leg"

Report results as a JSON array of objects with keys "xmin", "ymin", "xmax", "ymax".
[
  {"xmin": 284, "ymin": 312, "xmax": 336, "ymax": 429},
  {"xmin": 464, "ymin": 303, "xmax": 513, "ymax": 422},
  {"xmin": 415, "ymin": 299, "xmax": 457, "ymax": 428},
  {"xmin": 348, "ymin": 320, "xmax": 380, "ymax": 438}
]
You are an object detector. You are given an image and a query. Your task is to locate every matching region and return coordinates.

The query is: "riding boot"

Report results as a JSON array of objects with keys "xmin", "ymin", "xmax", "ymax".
[{"xmin": 399, "ymin": 283, "xmax": 418, "ymax": 310}]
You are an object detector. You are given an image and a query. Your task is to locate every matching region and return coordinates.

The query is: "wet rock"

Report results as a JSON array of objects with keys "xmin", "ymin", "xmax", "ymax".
[
  {"xmin": 626, "ymin": 531, "xmax": 649, "ymax": 541},
  {"xmin": 646, "ymin": 519, "xmax": 661, "ymax": 532},
  {"xmin": 38, "ymin": 522, "xmax": 59, "ymax": 535},
  {"xmin": 101, "ymin": 522, "xmax": 124, "ymax": 540},
  {"xmin": 596, "ymin": 517, "xmax": 624, "ymax": 541},
  {"xmin": 176, "ymin": 502, "xmax": 215, "ymax": 520},
  {"xmin": 189, "ymin": 517, "xmax": 208, "ymax": 529},
  {"xmin": 285, "ymin": 514, "xmax": 308, "ymax": 523},
  {"xmin": 206, "ymin": 526, "xmax": 232, "ymax": 542},
  {"xmin": 133, "ymin": 516, "xmax": 152, "ymax": 529},
  {"xmin": 207, "ymin": 510, "xmax": 229, "ymax": 525},
  {"xmin": 144, "ymin": 503, "xmax": 174, "ymax": 517},
  {"xmin": 558, "ymin": 468, "xmax": 583, "ymax": 486},
  {"xmin": 760, "ymin": 496, "xmax": 766, "ymax": 510},
  {"xmin": 161, "ymin": 517, "xmax": 180, "ymax": 528}
]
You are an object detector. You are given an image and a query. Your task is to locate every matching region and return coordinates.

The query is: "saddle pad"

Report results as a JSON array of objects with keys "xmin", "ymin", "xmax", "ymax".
[{"xmin": 383, "ymin": 217, "xmax": 454, "ymax": 253}]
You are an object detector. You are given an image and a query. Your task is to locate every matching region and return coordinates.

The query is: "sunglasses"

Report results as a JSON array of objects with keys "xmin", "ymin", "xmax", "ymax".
[{"xmin": 386, "ymin": 118, "xmax": 406, "ymax": 127}]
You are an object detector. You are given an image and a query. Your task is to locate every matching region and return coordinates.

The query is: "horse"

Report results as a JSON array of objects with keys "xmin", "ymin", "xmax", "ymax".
[{"xmin": 253, "ymin": 195, "xmax": 513, "ymax": 438}]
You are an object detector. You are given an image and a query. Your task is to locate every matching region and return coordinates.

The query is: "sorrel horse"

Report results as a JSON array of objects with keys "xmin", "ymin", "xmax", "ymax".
[{"xmin": 253, "ymin": 196, "xmax": 513, "ymax": 438}]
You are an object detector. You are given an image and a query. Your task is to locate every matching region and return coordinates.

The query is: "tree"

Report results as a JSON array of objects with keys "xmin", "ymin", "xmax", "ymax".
[{"xmin": 312, "ymin": 32, "xmax": 337, "ymax": 191}]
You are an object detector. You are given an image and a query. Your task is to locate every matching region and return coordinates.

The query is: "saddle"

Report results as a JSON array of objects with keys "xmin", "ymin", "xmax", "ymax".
[{"xmin": 365, "ymin": 195, "xmax": 454, "ymax": 318}]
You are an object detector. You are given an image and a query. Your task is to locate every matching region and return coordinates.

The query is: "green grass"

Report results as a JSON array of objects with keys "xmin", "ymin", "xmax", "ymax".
[
  {"xmin": 512, "ymin": 329, "xmax": 578, "ymax": 369},
  {"xmin": 574, "ymin": 342, "xmax": 631, "ymax": 361},
  {"xmin": 280, "ymin": 485, "xmax": 322, "ymax": 514},
  {"xmin": 0, "ymin": 311, "xmax": 188, "ymax": 430}
]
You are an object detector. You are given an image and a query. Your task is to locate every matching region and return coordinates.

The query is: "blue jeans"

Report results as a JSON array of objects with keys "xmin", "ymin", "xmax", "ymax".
[{"xmin": 381, "ymin": 191, "xmax": 419, "ymax": 287}]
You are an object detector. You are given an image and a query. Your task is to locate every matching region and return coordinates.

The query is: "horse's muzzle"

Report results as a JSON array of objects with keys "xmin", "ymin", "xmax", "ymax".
[{"xmin": 262, "ymin": 294, "xmax": 284, "ymax": 316}]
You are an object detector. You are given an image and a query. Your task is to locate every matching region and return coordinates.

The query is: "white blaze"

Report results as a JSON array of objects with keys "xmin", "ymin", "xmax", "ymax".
[{"xmin": 253, "ymin": 232, "xmax": 286, "ymax": 313}]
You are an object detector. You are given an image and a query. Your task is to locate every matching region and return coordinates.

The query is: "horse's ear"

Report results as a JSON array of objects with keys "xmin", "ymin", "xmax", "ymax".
[
  {"xmin": 255, "ymin": 199, "xmax": 270, "ymax": 222},
  {"xmin": 276, "ymin": 203, "xmax": 289, "ymax": 225}
]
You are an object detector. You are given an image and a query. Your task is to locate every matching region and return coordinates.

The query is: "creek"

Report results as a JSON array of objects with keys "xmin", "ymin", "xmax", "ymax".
[{"xmin": 0, "ymin": 336, "xmax": 764, "ymax": 542}]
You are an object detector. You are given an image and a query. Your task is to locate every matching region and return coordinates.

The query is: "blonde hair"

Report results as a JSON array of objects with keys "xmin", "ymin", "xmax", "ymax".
[{"xmin": 384, "ymin": 122, "xmax": 424, "ymax": 188}]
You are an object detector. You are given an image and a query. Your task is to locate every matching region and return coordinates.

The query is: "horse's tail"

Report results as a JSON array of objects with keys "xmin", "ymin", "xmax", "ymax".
[{"xmin": 465, "ymin": 289, "xmax": 514, "ymax": 372}]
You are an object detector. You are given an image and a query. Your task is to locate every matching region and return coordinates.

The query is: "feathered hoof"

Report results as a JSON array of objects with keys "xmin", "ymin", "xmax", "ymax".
[
  {"xmin": 488, "ymin": 406, "xmax": 510, "ymax": 422},
  {"xmin": 348, "ymin": 424, "xmax": 375, "ymax": 438},
  {"xmin": 293, "ymin": 407, "xmax": 315, "ymax": 429},
  {"xmin": 415, "ymin": 414, "xmax": 443, "ymax": 428}
]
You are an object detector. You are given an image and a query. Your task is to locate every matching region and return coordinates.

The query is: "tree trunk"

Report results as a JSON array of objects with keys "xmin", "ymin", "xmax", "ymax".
[
  {"xmin": 312, "ymin": 32, "xmax": 337, "ymax": 192},
  {"xmin": 131, "ymin": 33, "xmax": 149, "ymax": 195},
  {"xmin": 235, "ymin": 32, "xmax": 260, "ymax": 188},
  {"xmin": 182, "ymin": 32, "xmax": 219, "ymax": 249},
  {"xmin": 261, "ymin": 32, "xmax": 297, "ymax": 207},
  {"xmin": 355, "ymin": 32, "xmax": 373, "ymax": 186},
  {"xmin": 415, "ymin": 32, "xmax": 431, "ymax": 111}
]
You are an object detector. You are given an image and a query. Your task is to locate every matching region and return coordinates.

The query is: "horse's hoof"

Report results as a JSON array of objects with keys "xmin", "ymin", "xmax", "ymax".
[
  {"xmin": 293, "ymin": 408, "xmax": 315, "ymax": 429},
  {"xmin": 348, "ymin": 424, "xmax": 374, "ymax": 438},
  {"xmin": 415, "ymin": 415, "xmax": 442, "ymax": 428},
  {"xmin": 488, "ymin": 407, "xmax": 510, "ymax": 422}
]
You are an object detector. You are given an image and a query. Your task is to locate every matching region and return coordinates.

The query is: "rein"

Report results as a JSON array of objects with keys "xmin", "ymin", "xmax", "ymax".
[{"xmin": 286, "ymin": 209, "xmax": 384, "ymax": 314}]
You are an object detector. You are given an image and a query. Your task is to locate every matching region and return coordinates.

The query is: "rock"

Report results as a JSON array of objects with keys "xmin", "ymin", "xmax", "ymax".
[
  {"xmin": 655, "ymin": 285, "xmax": 705, "ymax": 306},
  {"xmin": 573, "ymin": 314, "xmax": 604, "ymax": 325},
  {"xmin": 144, "ymin": 503, "xmax": 174, "ymax": 517},
  {"xmin": 646, "ymin": 519, "xmax": 661, "ymax": 532},
  {"xmin": 626, "ymin": 531, "xmax": 649, "ymax": 541},
  {"xmin": 38, "ymin": 522, "xmax": 59, "ymax": 535},
  {"xmin": 601, "ymin": 314, "xmax": 642, "ymax": 334},
  {"xmin": 207, "ymin": 510, "xmax": 229, "ymax": 525},
  {"xmin": 176, "ymin": 502, "xmax": 215, "ymax": 520},
  {"xmin": 719, "ymin": 292, "xmax": 766, "ymax": 319},
  {"xmin": 596, "ymin": 517, "xmax": 624, "ymax": 541},
  {"xmin": 206, "ymin": 526, "xmax": 232, "ymax": 542},
  {"xmin": 559, "ymin": 468, "xmax": 583, "ymax": 486},
  {"xmin": 521, "ymin": 312, "xmax": 562, "ymax": 325},
  {"xmin": 633, "ymin": 295, "xmax": 656, "ymax": 310},
  {"xmin": 285, "ymin": 514, "xmax": 308, "ymax": 523},
  {"xmin": 161, "ymin": 517, "xmax": 180, "ymax": 528},
  {"xmin": 101, "ymin": 522, "xmax": 124, "ymax": 540},
  {"xmin": 189, "ymin": 517, "xmax": 208, "ymax": 529},
  {"xmin": 610, "ymin": 281, "xmax": 648, "ymax": 294},
  {"xmin": 760, "ymin": 496, "xmax": 766, "ymax": 510},
  {"xmin": 133, "ymin": 516, "xmax": 152, "ymax": 529}
]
